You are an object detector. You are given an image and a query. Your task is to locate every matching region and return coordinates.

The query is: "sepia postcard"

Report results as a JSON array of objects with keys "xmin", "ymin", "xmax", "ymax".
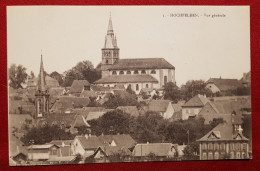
[{"xmin": 7, "ymin": 6, "xmax": 251, "ymax": 166}]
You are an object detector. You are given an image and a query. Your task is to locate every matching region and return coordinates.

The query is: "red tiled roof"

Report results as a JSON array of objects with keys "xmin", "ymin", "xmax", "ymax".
[
  {"xmin": 76, "ymin": 136, "xmax": 103, "ymax": 150},
  {"xmin": 133, "ymin": 143, "xmax": 177, "ymax": 157},
  {"xmin": 98, "ymin": 134, "xmax": 136, "ymax": 149},
  {"xmin": 148, "ymin": 100, "xmax": 171, "ymax": 112},
  {"xmin": 108, "ymin": 58, "xmax": 175, "ymax": 70},
  {"xmin": 70, "ymin": 80, "xmax": 90, "ymax": 94},
  {"xmin": 197, "ymin": 123, "xmax": 248, "ymax": 141},
  {"xmin": 182, "ymin": 94, "xmax": 209, "ymax": 107},
  {"xmin": 94, "ymin": 74, "xmax": 158, "ymax": 84},
  {"xmin": 207, "ymin": 78, "xmax": 242, "ymax": 91}
]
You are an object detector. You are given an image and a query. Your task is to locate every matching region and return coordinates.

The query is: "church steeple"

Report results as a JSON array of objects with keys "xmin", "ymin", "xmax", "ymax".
[
  {"xmin": 101, "ymin": 14, "xmax": 120, "ymax": 78},
  {"xmin": 37, "ymin": 53, "xmax": 46, "ymax": 91},
  {"xmin": 35, "ymin": 51, "xmax": 49, "ymax": 118},
  {"xmin": 107, "ymin": 14, "xmax": 114, "ymax": 36}
]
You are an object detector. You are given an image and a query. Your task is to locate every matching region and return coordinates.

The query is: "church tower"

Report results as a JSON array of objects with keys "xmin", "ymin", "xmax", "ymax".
[
  {"xmin": 101, "ymin": 15, "xmax": 120, "ymax": 78},
  {"xmin": 35, "ymin": 53, "xmax": 49, "ymax": 118}
]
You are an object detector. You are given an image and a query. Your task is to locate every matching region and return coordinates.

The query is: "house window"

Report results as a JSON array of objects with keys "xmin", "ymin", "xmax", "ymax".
[
  {"xmin": 164, "ymin": 76, "xmax": 167, "ymax": 85},
  {"xmin": 208, "ymin": 143, "xmax": 213, "ymax": 150},
  {"xmin": 230, "ymin": 143, "xmax": 234, "ymax": 151},
  {"xmin": 214, "ymin": 152, "xmax": 219, "ymax": 160},
  {"xmin": 214, "ymin": 143, "xmax": 219, "ymax": 150},
  {"xmin": 220, "ymin": 143, "xmax": 225, "ymax": 150},
  {"xmin": 52, "ymin": 149, "xmax": 57, "ymax": 155},
  {"xmin": 112, "ymin": 71, "xmax": 117, "ymax": 75},
  {"xmin": 202, "ymin": 143, "xmax": 207, "ymax": 150},
  {"xmin": 235, "ymin": 143, "xmax": 240, "ymax": 151},
  {"xmin": 106, "ymin": 60, "xmax": 108, "ymax": 64},
  {"xmin": 134, "ymin": 70, "xmax": 139, "ymax": 74},
  {"xmin": 136, "ymin": 84, "xmax": 139, "ymax": 91},
  {"xmin": 241, "ymin": 152, "xmax": 246, "ymax": 159},
  {"xmin": 242, "ymin": 143, "xmax": 247, "ymax": 151},
  {"xmin": 146, "ymin": 84, "xmax": 149, "ymax": 88},
  {"xmin": 230, "ymin": 152, "xmax": 234, "ymax": 159},
  {"xmin": 208, "ymin": 152, "xmax": 213, "ymax": 160},
  {"xmin": 141, "ymin": 70, "xmax": 146, "ymax": 74},
  {"xmin": 202, "ymin": 152, "xmax": 207, "ymax": 160},
  {"xmin": 119, "ymin": 71, "xmax": 124, "ymax": 75},
  {"xmin": 151, "ymin": 70, "xmax": 156, "ymax": 74},
  {"xmin": 126, "ymin": 71, "xmax": 131, "ymax": 74},
  {"xmin": 236, "ymin": 152, "xmax": 241, "ymax": 159}
]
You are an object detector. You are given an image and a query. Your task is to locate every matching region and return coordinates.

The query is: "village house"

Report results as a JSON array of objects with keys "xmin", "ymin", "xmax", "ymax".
[
  {"xmin": 50, "ymin": 96, "xmax": 90, "ymax": 114},
  {"xmin": 73, "ymin": 135, "xmax": 104, "ymax": 158},
  {"xmin": 94, "ymin": 16, "xmax": 175, "ymax": 94},
  {"xmin": 182, "ymin": 94, "xmax": 209, "ymax": 120},
  {"xmin": 50, "ymin": 140, "xmax": 75, "ymax": 156},
  {"xmin": 70, "ymin": 80, "xmax": 90, "ymax": 97},
  {"xmin": 148, "ymin": 100, "xmax": 174, "ymax": 119},
  {"xmin": 197, "ymin": 122, "xmax": 249, "ymax": 160},
  {"xmin": 27, "ymin": 144, "xmax": 60, "ymax": 161},
  {"xmin": 91, "ymin": 146, "xmax": 132, "ymax": 163},
  {"xmin": 206, "ymin": 78, "xmax": 242, "ymax": 94},
  {"xmin": 73, "ymin": 134, "xmax": 136, "ymax": 160},
  {"xmin": 132, "ymin": 143, "xmax": 178, "ymax": 160},
  {"xmin": 198, "ymin": 100, "xmax": 249, "ymax": 124},
  {"xmin": 9, "ymin": 134, "xmax": 28, "ymax": 165}
]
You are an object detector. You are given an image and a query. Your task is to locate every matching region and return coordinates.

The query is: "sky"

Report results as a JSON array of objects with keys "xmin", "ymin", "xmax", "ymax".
[{"xmin": 7, "ymin": 6, "xmax": 250, "ymax": 86}]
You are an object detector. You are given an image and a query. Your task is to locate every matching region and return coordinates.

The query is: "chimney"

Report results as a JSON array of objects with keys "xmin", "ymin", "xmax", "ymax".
[
  {"xmin": 62, "ymin": 142, "xmax": 65, "ymax": 147},
  {"xmin": 238, "ymin": 125, "xmax": 243, "ymax": 134},
  {"xmin": 17, "ymin": 146, "xmax": 19, "ymax": 153},
  {"xmin": 147, "ymin": 142, "xmax": 149, "ymax": 144},
  {"xmin": 89, "ymin": 134, "xmax": 91, "ymax": 137}
]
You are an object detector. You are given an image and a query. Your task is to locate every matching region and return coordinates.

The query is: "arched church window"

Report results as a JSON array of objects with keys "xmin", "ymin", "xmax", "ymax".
[
  {"xmin": 112, "ymin": 71, "xmax": 117, "ymax": 75},
  {"xmin": 146, "ymin": 84, "xmax": 149, "ymax": 88},
  {"xmin": 164, "ymin": 76, "xmax": 168, "ymax": 85},
  {"xmin": 119, "ymin": 71, "xmax": 124, "ymax": 75},
  {"xmin": 141, "ymin": 70, "xmax": 146, "ymax": 74},
  {"xmin": 126, "ymin": 71, "xmax": 131, "ymax": 74},
  {"xmin": 151, "ymin": 70, "xmax": 156, "ymax": 74},
  {"xmin": 136, "ymin": 84, "xmax": 139, "ymax": 91},
  {"xmin": 134, "ymin": 70, "xmax": 139, "ymax": 74}
]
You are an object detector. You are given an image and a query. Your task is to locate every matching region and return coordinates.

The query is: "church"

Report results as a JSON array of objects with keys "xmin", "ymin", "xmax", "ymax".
[{"xmin": 94, "ymin": 16, "xmax": 176, "ymax": 94}]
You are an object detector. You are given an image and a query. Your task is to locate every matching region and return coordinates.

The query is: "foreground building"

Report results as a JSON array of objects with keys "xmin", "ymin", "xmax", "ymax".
[
  {"xmin": 197, "ymin": 122, "xmax": 249, "ymax": 160},
  {"xmin": 94, "ymin": 16, "xmax": 175, "ymax": 94}
]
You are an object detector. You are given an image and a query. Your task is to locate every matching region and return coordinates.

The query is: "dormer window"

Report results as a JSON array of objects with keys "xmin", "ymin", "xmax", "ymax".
[
  {"xmin": 141, "ymin": 70, "xmax": 146, "ymax": 74},
  {"xmin": 134, "ymin": 70, "xmax": 139, "ymax": 74},
  {"xmin": 112, "ymin": 71, "xmax": 117, "ymax": 75},
  {"xmin": 126, "ymin": 71, "xmax": 131, "ymax": 74},
  {"xmin": 151, "ymin": 70, "xmax": 156, "ymax": 74},
  {"xmin": 119, "ymin": 71, "xmax": 124, "ymax": 75}
]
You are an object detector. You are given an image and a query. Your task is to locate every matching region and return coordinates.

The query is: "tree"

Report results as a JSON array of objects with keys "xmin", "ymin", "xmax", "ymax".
[
  {"xmin": 133, "ymin": 111, "xmax": 167, "ymax": 143},
  {"xmin": 163, "ymin": 82, "xmax": 182, "ymax": 103},
  {"xmin": 63, "ymin": 60, "xmax": 101, "ymax": 86},
  {"xmin": 242, "ymin": 115, "xmax": 252, "ymax": 139},
  {"xmin": 182, "ymin": 141, "xmax": 200, "ymax": 160},
  {"xmin": 9, "ymin": 64, "xmax": 28, "ymax": 89},
  {"xmin": 181, "ymin": 80, "xmax": 213, "ymax": 100},
  {"xmin": 50, "ymin": 71, "xmax": 64, "ymax": 86},
  {"xmin": 21, "ymin": 125, "xmax": 75, "ymax": 145},
  {"xmin": 104, "ymin": 92, "xmax": 138, "ymax": 109},
  {"xmin": 29, "ymin": 71, "xmax": 35, "ymax": 79},
  {"xmin": 88, "ymin": 109, "xmax": 136, "ymax": 136}
]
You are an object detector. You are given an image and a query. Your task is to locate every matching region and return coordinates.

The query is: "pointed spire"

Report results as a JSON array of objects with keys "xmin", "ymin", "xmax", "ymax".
[
  {"xmin": 107, "ymin": 13, "xmax": 114, "ymax": 35},
  {"xmin": 38, "ymin": 51, "xmax": 46, "ymax": 91}
]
